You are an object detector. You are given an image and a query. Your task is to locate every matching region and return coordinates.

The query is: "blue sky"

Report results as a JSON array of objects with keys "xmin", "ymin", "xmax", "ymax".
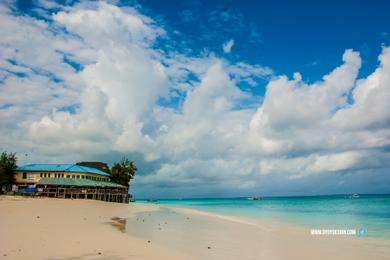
[
  {"xmin": 1, "ymin": 0, "xmax": 390, "ymax": 198},
  {"xmin": 136, "ymin": 0, "xmax": 390, "ymax": 79}
]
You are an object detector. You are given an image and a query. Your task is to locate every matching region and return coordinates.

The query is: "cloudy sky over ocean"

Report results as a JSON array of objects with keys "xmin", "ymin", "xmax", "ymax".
[{"xmin": 1, "ymin": 0, "xmax": 389, "ymax": 198}]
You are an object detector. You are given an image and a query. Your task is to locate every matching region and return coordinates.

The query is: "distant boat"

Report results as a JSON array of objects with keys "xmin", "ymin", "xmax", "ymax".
[
  {"xmin": 147, "ymin": 199, "xmax": 158, "ymax": 202},
  {"xmin": 247, "ymin": 196, "xmax": 262, "ymax": 201},
  {"xmin": 352, "ymin": 194, "xmax": 360, "ymax": 198}
]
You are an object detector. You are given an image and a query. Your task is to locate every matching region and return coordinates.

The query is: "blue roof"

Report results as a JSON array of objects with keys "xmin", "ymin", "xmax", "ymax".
[{"xmin": 16, "ymin": 164, "xmax": 110, "ymax": 176}]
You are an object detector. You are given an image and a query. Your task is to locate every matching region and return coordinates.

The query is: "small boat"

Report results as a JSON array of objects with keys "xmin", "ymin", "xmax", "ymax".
[
  {"xmin": 247, "ymin": 196, "xmax": 262, "ymax": 201},
  {"xmin": 352, "ymin": 194, "xmax": 360, "ymax": 198}
]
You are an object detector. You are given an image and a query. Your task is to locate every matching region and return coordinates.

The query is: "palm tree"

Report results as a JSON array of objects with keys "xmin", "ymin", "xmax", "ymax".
[
  {"xmin": 110, "ymin": 158, "xmax": 137, "ymax": 188},
  {"xmin": 0, "ymin": 152, "xmax": 17, "ymax": 193}
]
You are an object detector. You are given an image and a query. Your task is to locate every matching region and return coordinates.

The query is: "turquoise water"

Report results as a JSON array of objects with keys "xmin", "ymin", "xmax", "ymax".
[{"xmin": 136, "ymin": 194, "xmax": 390, "ymax": 240}]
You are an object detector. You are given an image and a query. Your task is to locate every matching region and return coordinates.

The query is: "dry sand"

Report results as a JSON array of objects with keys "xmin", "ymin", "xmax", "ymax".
[
  {"xmin": 0, "ymin": 196, "xmax": 193, "ymax": 260},
  {"xmin": 1, "ymin": 196, "xmax": 389, "ymax": 260}
]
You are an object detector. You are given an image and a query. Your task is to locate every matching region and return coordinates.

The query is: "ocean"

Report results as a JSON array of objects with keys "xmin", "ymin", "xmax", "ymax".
[{"xmin": 136, "ymin": 194, "xmax": 390, "ymax": 240}]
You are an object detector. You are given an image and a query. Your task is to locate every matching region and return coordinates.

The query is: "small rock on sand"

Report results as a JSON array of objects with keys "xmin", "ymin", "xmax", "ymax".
[
  {"xmin": 207, "ymin": 246, "xmax": 211, "ymax": 249},
  {"xmin": 147, "ymin": 240, "xmax": 151, "ymax": 243}
]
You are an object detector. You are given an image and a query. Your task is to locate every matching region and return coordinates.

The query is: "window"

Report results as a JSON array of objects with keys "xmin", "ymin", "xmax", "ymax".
[
  {"xmin": 62, "ymin": 174, "xmax": 64, "ymax": 178},
  {"xmin": 44, "ymin": 173, "xmax": 47, "ymax": 178},
  {"xmin": 40, "ymin": 173, "xmax": 43, "ymax": 177},
  {"xmin": 54, "ymin": 174, "xmax": 57, "ymax": 178},
  {"xmin": 72, "ymin": 175, "xmax": 75, "ymax": 178},
  {"xmin": 22, "ymin": 172, "xmax": 27, "ymax": 179},
  {"xmin": 66, "ymin": 175, "xmax": 70, "ymax": 178},
  {"xmin": 48, "ymin": 173, "xmax": 51, "ymax": 178}
]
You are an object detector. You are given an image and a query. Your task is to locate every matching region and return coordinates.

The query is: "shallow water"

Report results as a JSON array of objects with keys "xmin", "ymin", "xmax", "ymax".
[{"xmin": 135, "ymin": 194, "xmax": 390, "ymax": 240}]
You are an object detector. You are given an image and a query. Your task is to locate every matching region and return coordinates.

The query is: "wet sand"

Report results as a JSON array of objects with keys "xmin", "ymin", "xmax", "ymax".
[{"xmin": 125, "ymin": 205, "xmax": 390, "ymax": 260}]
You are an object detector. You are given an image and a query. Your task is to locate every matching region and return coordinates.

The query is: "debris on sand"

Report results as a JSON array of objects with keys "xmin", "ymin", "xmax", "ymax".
[{"xmin": 110, "ymin": 217, "xmax": 127, "ymax": 233}]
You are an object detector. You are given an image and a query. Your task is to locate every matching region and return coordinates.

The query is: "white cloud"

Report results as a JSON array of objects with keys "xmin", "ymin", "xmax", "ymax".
[
  {"xmin": 222, "ymin": 39, "xmax": 234, "ymax": 53},
  {"xmin": 332, "ymin": 47, "xmax": 390, "ymax": 131}
]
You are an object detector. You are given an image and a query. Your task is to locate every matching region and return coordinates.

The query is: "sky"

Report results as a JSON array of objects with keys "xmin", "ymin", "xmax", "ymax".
[{"xmin": 0, "ymin": 0, "xmax": 390, "ymax": 198}]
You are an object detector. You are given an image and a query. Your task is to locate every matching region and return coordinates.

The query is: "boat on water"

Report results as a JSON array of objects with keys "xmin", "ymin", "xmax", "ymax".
[
  {"xmin": 352, "ymin": 194, "xmax": 360, "ymax": 198},
  {"xmin": 247, "ymin": 196, "xmax": 262, "ymax": 200}
]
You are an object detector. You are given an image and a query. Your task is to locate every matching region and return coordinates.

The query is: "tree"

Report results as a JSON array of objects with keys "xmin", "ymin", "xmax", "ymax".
[
  {"xmin": 0, "ymin": 152, "xmax": 17, "ymax": 193},
  {"xmin": 110, "ymin": 158, "xmax": 137, "ymax": 188}
]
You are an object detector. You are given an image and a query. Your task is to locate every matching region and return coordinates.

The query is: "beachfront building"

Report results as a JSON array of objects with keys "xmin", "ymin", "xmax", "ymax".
[{"xmin": 15, "ymin": 164, "xmax": 129, "ymax": 203}]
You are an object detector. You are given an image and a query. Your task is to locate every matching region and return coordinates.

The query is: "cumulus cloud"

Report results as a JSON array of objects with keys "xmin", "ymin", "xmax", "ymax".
[{"xmin": 0, "ymin": 1, "xmax": 389, "ymax": 197}]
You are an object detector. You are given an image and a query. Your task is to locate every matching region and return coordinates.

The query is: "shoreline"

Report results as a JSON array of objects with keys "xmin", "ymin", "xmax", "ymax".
[
  {"xmin": 136, "ymin": 202, "xmax": 390, "ymax": 243},
  {"xmin": 128, "ymin": 203, "xmax": 390, "ymax": 260},
  {"xmin": 161, "ymin": 204, "xmax": 388, "ymax": 242},
  {"xmin": 1, "ymin": 196, "xmax": 389, "ymax": 260}
]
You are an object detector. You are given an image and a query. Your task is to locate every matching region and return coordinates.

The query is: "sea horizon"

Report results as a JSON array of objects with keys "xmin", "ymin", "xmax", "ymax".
[{"xmin": 135, "ymin": 192, "xmax": 390, "ymax": 200}]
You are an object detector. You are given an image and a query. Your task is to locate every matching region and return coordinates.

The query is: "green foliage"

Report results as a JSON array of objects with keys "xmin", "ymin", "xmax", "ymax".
[
  {"xmin": 110, "ymin": 158, "xmax": 137, "ymax": 188},
  {"xmin": 0, "ymin": 152, "xmax": 17, "ymax": 189}
]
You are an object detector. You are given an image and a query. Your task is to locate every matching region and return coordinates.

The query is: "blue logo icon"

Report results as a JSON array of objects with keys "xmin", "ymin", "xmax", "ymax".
[{"xmin": 357, "ymin": 228, "xmax": 366, "ymax": 237}]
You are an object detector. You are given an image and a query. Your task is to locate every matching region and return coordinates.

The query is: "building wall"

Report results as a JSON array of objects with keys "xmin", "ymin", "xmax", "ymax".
[{"xmin": 15, "ymin": 171, "xmax": 110, "ymax": 184}]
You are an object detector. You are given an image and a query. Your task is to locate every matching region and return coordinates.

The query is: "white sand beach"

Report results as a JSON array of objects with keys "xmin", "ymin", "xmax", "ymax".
[
  {"xmin": 1, "ymin": 196, "xmax": 389, "ymax": 260},
  {"xmin": 0, "ymin": 196, "xmax": 193, "ymax": 260}
]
